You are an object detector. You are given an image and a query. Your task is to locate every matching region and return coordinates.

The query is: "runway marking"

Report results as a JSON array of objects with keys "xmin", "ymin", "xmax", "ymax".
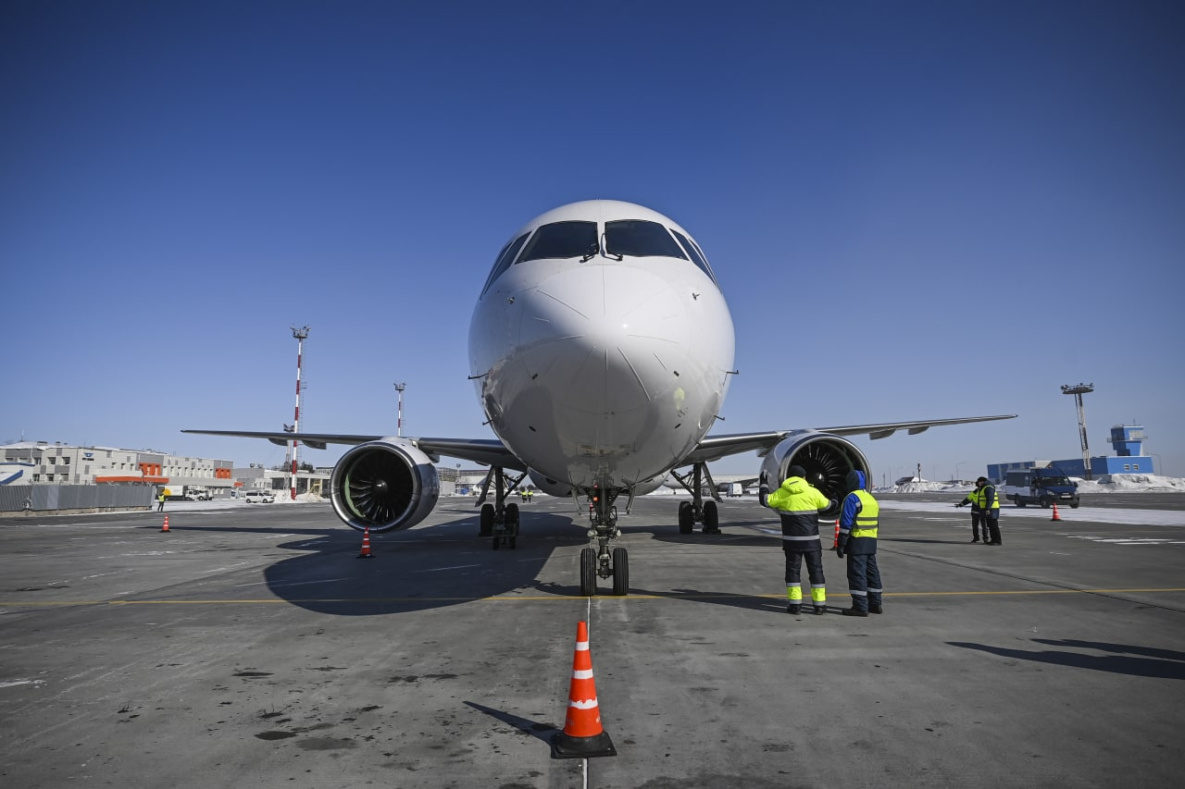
[{"xmin": 2, "ymin": 588, "xmax": 1184, "ymax": 606}]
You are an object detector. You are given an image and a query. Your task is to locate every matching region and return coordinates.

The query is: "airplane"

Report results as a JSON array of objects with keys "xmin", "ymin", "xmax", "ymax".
[{"xmin": 186, "ymin": 199, "xmax": 1014, "ymax": 596}]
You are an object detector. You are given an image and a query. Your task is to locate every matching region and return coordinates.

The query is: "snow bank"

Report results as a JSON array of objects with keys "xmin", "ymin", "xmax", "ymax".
[{"xmin": 874, "ymin": 474, "xmax": 1185, "ymax": 494}]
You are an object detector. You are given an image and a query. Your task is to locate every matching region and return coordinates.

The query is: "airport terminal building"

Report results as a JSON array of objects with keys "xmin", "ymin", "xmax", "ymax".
[
  {"xmin": 988, "ymin": 425, "xmax": 1155, "ymax": 481},
  {"xmin": 0, "ymin": 441, "xmax": 333, "ymax": 513}
]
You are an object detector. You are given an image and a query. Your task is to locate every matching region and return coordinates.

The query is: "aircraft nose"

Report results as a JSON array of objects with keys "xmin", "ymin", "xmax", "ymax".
[
  {"xmin": 516, "ymin": 263, "xmax": 692, "ymax": 412},
  {"xmin": 523, "ymin": 264, "xmax": 687, "ymax": 349}
]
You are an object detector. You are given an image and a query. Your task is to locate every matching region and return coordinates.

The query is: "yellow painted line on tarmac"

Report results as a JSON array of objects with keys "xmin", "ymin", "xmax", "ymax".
[{"xmin": 2, "ymin": 588, "xmax": 1185, "ymax": 607}]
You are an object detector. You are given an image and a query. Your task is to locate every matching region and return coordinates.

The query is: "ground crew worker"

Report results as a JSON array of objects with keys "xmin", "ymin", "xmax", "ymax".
[
  {"xmin": 836, "ymin": 470, "xmax": 883, "ymax": 617},
  {"xmin": 980, "ymin": 477, "xmax": 1002, "ymax": 545},
  {"xmin": 157, "ymin": 491, "xmax": 166, "ymax": 512},
  {"xmin": 954, "ymin": 479, "xmax": 987, "ymax": 543},
  {"xmin": 764, "ymin": 465, "xmax": 834, "ymax": 615}
]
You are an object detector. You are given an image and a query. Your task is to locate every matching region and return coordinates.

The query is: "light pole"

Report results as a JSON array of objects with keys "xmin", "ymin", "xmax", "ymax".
[
  {"xmin": 394, "ymin": 382, "xmax": 406, "ymax": 437},
  {"xmin": 1061, "ymin": 383, "xmax": 1094, "ymax": 480},
  {"xmin": 290, "ymin": 326, "xmax": 310, "ymax": 500},
  {"xmin": 954, "ymin": 461, "xmax": 966, "ymax": 482}
]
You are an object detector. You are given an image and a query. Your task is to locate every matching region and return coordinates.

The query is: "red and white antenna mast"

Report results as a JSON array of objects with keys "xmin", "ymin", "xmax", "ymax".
[
  {"xmin": 290, "ymin": 326, "xmax": 310, "ymax": 500},
  {"xmin": 394, "ymin": 382, "xmax": 406, "ymax": 437}
]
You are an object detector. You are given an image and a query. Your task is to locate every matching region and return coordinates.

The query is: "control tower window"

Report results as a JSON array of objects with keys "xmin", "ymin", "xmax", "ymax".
[
  {"xmin": 481, "ymin": 232, "xmax": 530, "ymax": 295},
  {"xmin": 604, "ymin": 220, "xmax": 687, "ymax": 259},
  {"xmin": 518, "ymin": 221, "xmax": 599, "ymax": 262},
  {"xmin": 671, "ymin": 229, "xmax": 717, "ymax": 282}
]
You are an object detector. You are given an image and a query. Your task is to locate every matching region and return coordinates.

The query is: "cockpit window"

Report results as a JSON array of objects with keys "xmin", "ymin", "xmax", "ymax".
[
  {"xmin": 517, "ymin": 221, "xmax": 599, "ymax": 263},
  {"xmin": 670, "ymin": 229, "xmax": 717, "ymax": 282},
  {"xmin": 604, "ymin": 220, "xmax": 687, "ymax": 259},
  {"xmin": 481, "ymin": 232, "xmax": 530, "ymax": 295}
]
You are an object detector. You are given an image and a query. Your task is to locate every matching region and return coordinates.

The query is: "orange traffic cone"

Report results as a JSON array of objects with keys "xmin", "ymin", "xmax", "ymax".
[
  {"xmin": 551, "ymin": 621, "xmax": 616, "ymax": 759},
  {"xmin": 1051, "ymin": 503, "xmax": 1061, "ymax": 522},
  {"xmin": 357, "ymin": 527, "xmax": 374, "ymax": 558},
  {"xmin": 160, "ymin": 515, "xmax": 170, "ymax": 533}
]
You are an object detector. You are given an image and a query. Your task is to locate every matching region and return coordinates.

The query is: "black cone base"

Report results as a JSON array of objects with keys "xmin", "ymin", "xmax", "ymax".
[{"xmin": 551, "ymin": 730, "xmax": 616, "ymax": 759}]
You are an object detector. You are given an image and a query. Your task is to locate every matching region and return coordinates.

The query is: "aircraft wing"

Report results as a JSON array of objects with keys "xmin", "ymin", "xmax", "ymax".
[
  {"xmin": 681, "ymin": 414, "xmax": 1016, "ymax": 467},
  {"xmin": 181, "ymin": 430, "xmax": 527, "ymax": 471}
]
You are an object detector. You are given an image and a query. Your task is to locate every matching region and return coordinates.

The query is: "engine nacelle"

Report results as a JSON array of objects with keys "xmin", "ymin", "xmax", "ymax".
[
  {"xmin": 759, "ymin": 431, "xmax": 870, "ymax": 520},
  {"xmin": 330, "ymin": 438, "xmax": 439, "ymax": 532}
]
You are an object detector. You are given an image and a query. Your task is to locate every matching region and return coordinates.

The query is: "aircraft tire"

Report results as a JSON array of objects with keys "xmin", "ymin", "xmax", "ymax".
[
  {"xmin": 580, "ymin": 548, "xmax": 597, "ymax": 596},
  {"xmin": 505, "ymin": 503, "xmax": 520, "ymax": 549},
  {"xmin": 703, "ymin": 500, "xmax": 719, "ymax": 533},
  {"xmin": 480, "ymin": 504, "xmax": 495, "ymax": 537},
  {"xmin": 612, "ymin": 547, "xmax": 629, "ymax": 596},
  {"xmin": 678, "ymin": 501, "xmax": 694, "ymax": 534}
]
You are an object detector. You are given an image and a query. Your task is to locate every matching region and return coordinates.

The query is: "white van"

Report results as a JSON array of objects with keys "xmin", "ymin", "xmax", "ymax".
[{"xmin": 244, "ymin": 490, "xmax": 275, "ymax": 504}]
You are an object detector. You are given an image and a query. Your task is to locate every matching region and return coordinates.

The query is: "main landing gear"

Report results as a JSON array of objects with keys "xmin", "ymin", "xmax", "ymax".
[
  {"xmin": 580, "ymin": 486, "xmax": 629, "ymax": 597},
  {"xmin": 476, "ymin": 467, "xmax": 525, "ymax": 550},
  {"xmin": 669, "ymin": 462, "xmax": 722, "ymax": 535}
]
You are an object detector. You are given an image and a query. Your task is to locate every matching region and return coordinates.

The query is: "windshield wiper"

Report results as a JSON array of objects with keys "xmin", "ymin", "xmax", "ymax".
[{"xmin": 599, "ymin": 233, "xmax": 623, "ymax": 261}]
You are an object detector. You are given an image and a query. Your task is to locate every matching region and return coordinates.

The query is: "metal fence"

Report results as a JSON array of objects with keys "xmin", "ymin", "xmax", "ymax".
[{"xmin": 0, "ymin": 484, "xmax": 154, "ymax": 514}]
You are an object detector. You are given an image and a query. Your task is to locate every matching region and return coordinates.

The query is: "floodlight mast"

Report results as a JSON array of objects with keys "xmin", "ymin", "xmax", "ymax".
[
  {"xmin": 394, "ymin": 382, "xmax": 406, "ymax": 437},
  {"xmin": 1061, "ymin": 383, "xmax": 1094, "ymax": 480},
  {"xmin": 291, "ymin": 326, "xmax": 310, "ymax": 500}
]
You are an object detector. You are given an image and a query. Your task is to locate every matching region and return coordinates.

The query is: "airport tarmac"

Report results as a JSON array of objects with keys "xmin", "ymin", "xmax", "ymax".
[{"xmin": 2, "ymin": 494, "xmax": 1183, "ymax": 788}]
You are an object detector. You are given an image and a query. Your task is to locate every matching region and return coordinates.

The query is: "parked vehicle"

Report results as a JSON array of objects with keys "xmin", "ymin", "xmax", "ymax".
[
  {"xmin": 244, "ymin": 490, "xmax": 275, "ymax": 504},
  {"xmin": 186, "ymin": 487, "xmax": 213, "ymax": 501},
  {"xmin": 1002, "ymin": 468, "xmax": 1080, "ymax": 509}
]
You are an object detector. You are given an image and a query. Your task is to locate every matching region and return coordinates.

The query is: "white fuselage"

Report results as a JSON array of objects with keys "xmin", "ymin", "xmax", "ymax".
[{"xmin": 469, "ymin": 200, "xmax": 735, "ymax": 492}]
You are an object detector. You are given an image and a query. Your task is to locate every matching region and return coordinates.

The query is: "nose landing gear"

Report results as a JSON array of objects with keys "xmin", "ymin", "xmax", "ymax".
[{"xmin": 580, "ymin": 486, "xmax": 629, "ymax": 596}]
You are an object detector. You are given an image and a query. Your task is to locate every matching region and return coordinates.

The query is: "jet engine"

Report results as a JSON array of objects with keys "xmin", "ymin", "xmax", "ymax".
[
  {"xmin": 329, "ymin": 439, "xmax": 440, "ymax": 532},
  {"xmin": 759, "ymin": 431, "xmax": 871, "ymax": 519}
]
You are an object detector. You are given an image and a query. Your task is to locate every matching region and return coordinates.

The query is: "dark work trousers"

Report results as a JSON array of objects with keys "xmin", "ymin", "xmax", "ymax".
[
  {"xmin": 970, "ymin": 512, "xmax": 984, "ymax": 541},
  {"xmin": 984, "ymin": 510, "xmax": 1002, "ymax": 544},
  {"xmin": 846, "ymin": 553, "xmax": 882, "ymax": 612},
  {"xmin": 785, "ymin": 547, "xmax": 826, "ymax": 589}
]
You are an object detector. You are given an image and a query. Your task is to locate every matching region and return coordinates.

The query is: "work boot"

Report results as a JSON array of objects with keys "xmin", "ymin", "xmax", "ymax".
[
  {"xmin": 869, "ymin": 604, "xmax": 883, "ymax": 614},
  {"xmin": 813, "ymin": 606, "xmax": 826, "ymax": 615},
  {"xmin": 841, "ymin": 607, "xmax": 869, "ymax": 617},
  {"xmin": 786, "ymin": 604, "xmax": 801, "ymax": 615},
  {"xmin": 971, "ymin": 537, "xmax": 980, "ymax": 543}
]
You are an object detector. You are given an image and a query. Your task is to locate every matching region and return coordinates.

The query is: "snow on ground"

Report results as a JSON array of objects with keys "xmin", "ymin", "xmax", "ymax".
[
  {"xmin": 162, "ymin": 492, "xmax": 328, "ymax": 512},
  {"xmin": 874, "ymin": 474, "xmax": 1185, "ymax": 494},
  {"xmin": 876, "ymin": 499, "xmax": 1185, "ymax": 527}
]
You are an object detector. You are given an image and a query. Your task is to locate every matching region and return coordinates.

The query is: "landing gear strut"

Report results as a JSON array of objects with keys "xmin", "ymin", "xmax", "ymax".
[
  {"xmin": 580, "ymin": 486, "xmax": 629, "ymax": 596},
  {"xmin": 476, "ymin": 467, "xmax": 525, "ymax": 550},
  {"xmin": 670, "ymin": 462, "xmax": 721, "ymax": 535}
]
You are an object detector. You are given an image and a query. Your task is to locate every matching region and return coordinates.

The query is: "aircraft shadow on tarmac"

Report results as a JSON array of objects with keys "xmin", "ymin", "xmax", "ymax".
[
  {"xmin": 621, "ymin": 586, "xmax": 787, "ymax": 615},
  {"xmin": 948, "ymin": 639, "xmax": 1185, "ymax": 680},
  {"xmin": 259, "ymin": 511, "xmax": 586, "ymax": 616},
  {"xmin": 633, "ymin": 521, "xmax": 784, "ymax": 548}
]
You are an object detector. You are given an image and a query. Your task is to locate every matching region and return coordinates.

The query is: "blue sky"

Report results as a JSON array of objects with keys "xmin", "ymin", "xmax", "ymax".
[{"xmin": 3, "ymin": 1, "xmax": 1183, "ymax": 481}]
